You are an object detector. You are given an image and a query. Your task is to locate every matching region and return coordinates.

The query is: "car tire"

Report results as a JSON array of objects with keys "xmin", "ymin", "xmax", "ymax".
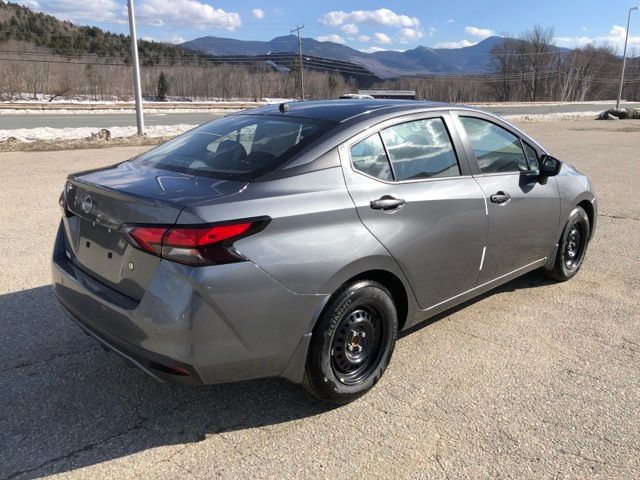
[
  {"xmin": 545, "ymin": 206, "xmax": 590, "ymax": 282},
  {"xmin": 302, "ymin": 280, "xmax": 398, "ymax": 404}
]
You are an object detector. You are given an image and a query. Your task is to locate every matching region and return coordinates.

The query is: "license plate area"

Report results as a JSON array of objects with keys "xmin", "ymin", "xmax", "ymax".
[{"xmin": 75, "ymin": 218, "xmax": 128, "ymax": 283}]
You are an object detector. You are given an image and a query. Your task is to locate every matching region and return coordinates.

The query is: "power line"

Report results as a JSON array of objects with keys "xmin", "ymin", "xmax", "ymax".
[{"xmin": 2, "ymin": 55, "xmax": 636, "ymax": 84}]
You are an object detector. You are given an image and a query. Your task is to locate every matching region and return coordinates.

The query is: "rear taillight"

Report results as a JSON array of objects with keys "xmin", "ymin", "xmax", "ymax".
[
  {"xmin": 127, "ymin": 227, "xmax": 166, "ymax": 257},
  {"xmin": 58, "ymin": 190, "xmax": 74, "ymax": 218},
  {"xmin": 120, "ymin": 219, "xmax": 267, "ymax": 267}
]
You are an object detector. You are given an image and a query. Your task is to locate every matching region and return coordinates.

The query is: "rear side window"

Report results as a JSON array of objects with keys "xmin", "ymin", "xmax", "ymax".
[
  {"xmin": 350, "ymin": 133, "xmax": 393, "ymax": 181},
  {"xmin": 133, "ymin": 115, "xmax": 333, "ymax": 181},
  {"xmin": 350, "ymin": 117, "xmax": 460, "ymax": 182},
  {"xmin": 459, "ymin": 117, "xmax": 528, "ymax": 173},
  {"xmin": 380, "ymin": 118, "xmax": 460, "ymax": 180}
]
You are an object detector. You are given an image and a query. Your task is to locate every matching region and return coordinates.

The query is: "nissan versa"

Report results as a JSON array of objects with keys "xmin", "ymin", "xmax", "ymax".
[{"xmin": 52, "ymin": 100, "xmax": 596, "ymax": 403}]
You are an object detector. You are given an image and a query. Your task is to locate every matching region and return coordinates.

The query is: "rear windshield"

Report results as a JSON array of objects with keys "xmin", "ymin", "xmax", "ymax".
[{"xmin": 133, "ymin": 114, "xmax": 334, "ymax": 181}]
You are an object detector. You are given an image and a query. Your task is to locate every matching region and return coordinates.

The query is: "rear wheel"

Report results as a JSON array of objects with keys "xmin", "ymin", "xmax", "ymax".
[
  {"xmin": 545, "ymin": 206, "xmax": 590, "ymax": 281},
  {"xmin": 302, "ymin": 280, "xmax": 398, "ymax": 404}
]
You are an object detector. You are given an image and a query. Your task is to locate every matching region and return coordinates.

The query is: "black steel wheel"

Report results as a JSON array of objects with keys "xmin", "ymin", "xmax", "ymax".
[
  {"xmin": 563, "ymin": 221, "xmax": 585, "ymax": 270},
  {"xmin": 545, "ymin": 206, "xmax": 590, "ymax": 281},
  {"xmin": 330, "ymin": 307, "xmax": 387, "ymax": 386},
  {"xmin": 302, "ymin": 280, "xmax": 398, "ymax": 404}
]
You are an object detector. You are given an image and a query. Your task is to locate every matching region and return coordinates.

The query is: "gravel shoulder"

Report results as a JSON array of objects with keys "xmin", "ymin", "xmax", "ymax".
[{"xmin": 0, "ymin": 120, "xmax": 638, "ymax": 479}]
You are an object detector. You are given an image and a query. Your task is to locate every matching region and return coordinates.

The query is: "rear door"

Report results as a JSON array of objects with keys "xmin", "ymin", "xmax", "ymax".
[
  {"xmin": 339, "ymin": 112, "xmax": 488, "ymax": 309},
  {"xmin": 452, "ymin": 112, "xmax": 560, "ymax": 284}
]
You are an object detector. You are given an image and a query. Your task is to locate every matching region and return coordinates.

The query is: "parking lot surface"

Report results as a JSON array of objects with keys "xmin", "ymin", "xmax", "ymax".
[{"xmin": 1, "ymin": 120, "xmax": 639, "ymax": 479}]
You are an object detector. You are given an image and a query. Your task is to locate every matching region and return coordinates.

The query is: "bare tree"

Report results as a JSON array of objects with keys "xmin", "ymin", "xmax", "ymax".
[
  {"xmin": 490, "ymin": 36, "xmax": 520, "ymax": 101},
  {"xmin": 519, "ymin": 26, "xmax": 556, "ymax": 101}
]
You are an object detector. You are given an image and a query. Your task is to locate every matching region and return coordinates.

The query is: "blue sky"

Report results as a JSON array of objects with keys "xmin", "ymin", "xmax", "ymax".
[{"xmin": 11, "ymin": 0, "xmax": 640, "ymax": 52}]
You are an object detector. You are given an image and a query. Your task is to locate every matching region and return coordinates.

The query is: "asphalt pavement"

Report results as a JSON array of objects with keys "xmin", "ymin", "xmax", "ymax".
[
  {"xmin": 1, "ymin": 119, "xmax": 639, "ymax": 479},
  {"xmin": 1, "ymin": 102, "xmax": 639, "ymax": 130},
  {"xmin": 0, "ymin": 112, "xmax": 225, "ymax": 129}
]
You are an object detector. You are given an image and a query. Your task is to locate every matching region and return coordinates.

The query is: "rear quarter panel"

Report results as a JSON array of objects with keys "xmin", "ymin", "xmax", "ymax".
[{"xmin": 178, "ymin": 153, "xmax": 415, "ymax": 306}]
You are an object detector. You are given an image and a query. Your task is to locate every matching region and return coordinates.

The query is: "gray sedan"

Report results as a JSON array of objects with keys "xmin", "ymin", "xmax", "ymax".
[{"xmin": 52, "ymin": 100, "xmax": 596, "ymax": 403}]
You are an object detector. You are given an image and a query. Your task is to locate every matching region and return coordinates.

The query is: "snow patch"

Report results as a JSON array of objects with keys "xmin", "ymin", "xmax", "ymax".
[
  {"xmin": 0, "ymin": 124, "xmax": 197, "ymax": 142},
  {"xmin": 0, "ymin": 108, "xmax": 241, "ymax": 115},
  {"xmin": 502, "ymin": 111, "xmax": 602, "ymax": 122}
]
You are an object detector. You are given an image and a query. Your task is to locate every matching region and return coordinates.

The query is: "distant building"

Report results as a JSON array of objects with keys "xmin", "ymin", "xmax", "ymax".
[
  {"xmin": 358, "ymin": 89, "xmax": 416, "ymax": 100},
  {"xmin": 339, "ymin": 93, "xmax": 374, "ymax": 99}
]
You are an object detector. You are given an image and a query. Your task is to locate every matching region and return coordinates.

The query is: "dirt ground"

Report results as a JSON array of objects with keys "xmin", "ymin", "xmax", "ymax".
[{"xmin": 0, "ymin": 120, "xmax": 639, "ymax": 479}]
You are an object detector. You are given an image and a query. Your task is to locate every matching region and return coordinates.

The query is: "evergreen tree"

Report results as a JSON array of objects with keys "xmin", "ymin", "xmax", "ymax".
[{"xmin": 157, "ymin": 71, "xmax": 169, "ymax": 101}]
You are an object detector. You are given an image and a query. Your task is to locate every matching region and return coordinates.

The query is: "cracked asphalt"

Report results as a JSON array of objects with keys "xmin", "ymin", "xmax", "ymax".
[{"xmin": 1, "ymin": 119, "xmax": 639, "ymax": 479}]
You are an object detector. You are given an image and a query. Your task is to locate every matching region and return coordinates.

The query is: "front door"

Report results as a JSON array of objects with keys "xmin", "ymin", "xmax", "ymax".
[
  {"xmin": 340, "ymin": 114, "xmax": 488, "ymax": 309},
  {"xmin": 454, "ymin": 114, "xmax": 560, "ymax": 284}
]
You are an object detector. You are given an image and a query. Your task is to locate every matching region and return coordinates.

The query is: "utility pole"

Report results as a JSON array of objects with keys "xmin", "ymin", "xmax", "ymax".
[
  {"xmin": 616, "ymin": 6, "xmax": 639, "ymax": 110},
  {"xmin": 290, "ymin": 24, "xmax": 305, "ymax": 100},
  {"xmin": 127, "ymin": 0, "xmax": 145, "ymax": 135}
]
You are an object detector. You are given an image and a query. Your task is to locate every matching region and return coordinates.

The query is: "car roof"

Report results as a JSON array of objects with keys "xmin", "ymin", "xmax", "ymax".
[{"xmin": 239, "ymin": 99, "xmax": 455, "ymax": 124}]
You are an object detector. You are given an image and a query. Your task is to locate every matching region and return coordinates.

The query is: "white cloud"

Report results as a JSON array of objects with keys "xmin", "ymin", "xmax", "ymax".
[
  {"xmin": 167, "ymin": 34, "xmax": 186, "ymax": 44},
  {"xmin": 121, "ymin": 34, "xmax": 186, "ymax": 45},
  {"xmin": 581, "ymin": 26, "xmax": 588, "ymax": 32},
  {"xmin": 465, "ymin": 26, "xmax": 494, "ymax": 38},
  {"xmin": 398, "ymin": 27, "xmax": 423, "ymax": 43},
  {"xmin": 446, "ymin": 19, "xmax": 455, "ymax": 24},
  {"xmin": 360, "ymin": 46, "xmax": 385, "ymax": 53},
  {"xmin": 357, "ymin": 35, "xmax": 370, "ymax": 42},
  {"xmin": 340, "ymin": 23, "xmax": 358, "ymax": 34},
  {"xmin": 554, "ymin": 25, "xmax": 640, "ymax": 52},
  {"xmin": 320, "ymin": 8, "xmax": 420, "ymax": 28},
  {"xmin": 315, "ymin": 34, "xmax": 346, "ymax": 44},
  {"xmin": 18, "ymin": 0, "xmax": 40, "ymax": 8},
  {"xmin": 434, "ymin": 40, "xmax": 475, "ymax": 49},
  {"xmin": 251, "ymin": 8, "xmax": 264, "ymax": 19},
  {"xmin": 20, "ymin": 0, "xmax": 125, "ymax": 24},
  {"xmin": 554, "ymin": 36, "xmax": 594, "ymax": 48},
  {"xmin": 373, "ymin": 32, "xmax": 392, "ymax": 44},
  {"xmin": 137, "ymin": 0, "xmax": 241, "ymax": 30}
]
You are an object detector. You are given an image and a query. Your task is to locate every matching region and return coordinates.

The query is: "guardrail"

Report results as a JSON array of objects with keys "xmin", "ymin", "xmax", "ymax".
[{"xmin": 0, "ymin": 101, "xmax": 266, "ymax": 111}]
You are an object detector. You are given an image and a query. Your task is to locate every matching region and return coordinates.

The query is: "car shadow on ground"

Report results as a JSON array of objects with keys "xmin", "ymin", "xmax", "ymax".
[
  {"xmin": 0, "ymin": 269, "xmax": 554, "ymax": 479},
  {"xmin": 399, "ymin": 269, "xmax": 556, "ymax": 337}
]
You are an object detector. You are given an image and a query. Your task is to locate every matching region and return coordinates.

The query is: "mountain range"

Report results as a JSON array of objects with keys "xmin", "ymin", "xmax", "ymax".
[{"xmin": 181, "ymin": 35, "xmax": 509, "ymax": 78}]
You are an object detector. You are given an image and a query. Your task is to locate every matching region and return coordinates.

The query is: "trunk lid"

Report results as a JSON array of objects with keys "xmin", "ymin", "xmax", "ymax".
[{"xmin": 62, "ymin": 161, "xmax": 248, "ymax": 300}]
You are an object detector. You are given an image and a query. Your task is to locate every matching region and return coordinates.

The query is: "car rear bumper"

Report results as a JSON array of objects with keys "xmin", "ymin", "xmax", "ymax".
[{"xmin": 51, "ymin": 221, "xmax": 328, "ymax": 385}]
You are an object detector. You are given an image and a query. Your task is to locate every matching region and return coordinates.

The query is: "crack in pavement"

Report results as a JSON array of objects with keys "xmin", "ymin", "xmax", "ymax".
[
  {"xmin": 1, "ymin": 392, "xmax": 217, "ymax": 480},
  {"xmin": 5, "ymin": 345, "xmax": 101, "ymax": 371},
  {"xmin": 3, "ymin": 422, "xmax": 145, "ymax": 480},
  {"xmin": 598, "ymin": 213, "xmax": 640, "ymax": 222}
]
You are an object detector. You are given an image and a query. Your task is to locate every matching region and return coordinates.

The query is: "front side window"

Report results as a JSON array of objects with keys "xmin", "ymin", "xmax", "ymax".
[
  {"xmin": 523, "ymin": 141, "xmax": 540, "ymax": 171},
  {"xmin": 379, "ymin": 118, "xmax": 460, "ymax": 180},
  {"xmin": 134, "ymin": 115, "xmax": 333, "ymax": 181},
  {"xmin": 459, "ymin": 117, "xmax": 529, "ymax": 174}
]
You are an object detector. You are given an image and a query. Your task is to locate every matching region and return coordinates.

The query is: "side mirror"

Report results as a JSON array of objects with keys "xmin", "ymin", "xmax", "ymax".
[{"xmin": 539, "ymin": 155, "xmax": 562, "ymax": 177}]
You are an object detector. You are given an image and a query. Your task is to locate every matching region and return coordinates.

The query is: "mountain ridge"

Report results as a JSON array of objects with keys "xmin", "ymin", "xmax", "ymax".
[{"xmin": 181, "ymin": 35, "xmax": 510, "ymax": 78}]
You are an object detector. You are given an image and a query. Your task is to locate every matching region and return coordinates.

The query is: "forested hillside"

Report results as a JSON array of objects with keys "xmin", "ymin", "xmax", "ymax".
[
  {"xmin": 0, "ymin": 1, "xmax": 198, "ymax": 65},
  {"xmin": 0, "ymin": 2, "xmax": 637, "ymax": 103},
  {"xmin": 0, "ymin": 1, "xmax": 360, "ymax": 100}
]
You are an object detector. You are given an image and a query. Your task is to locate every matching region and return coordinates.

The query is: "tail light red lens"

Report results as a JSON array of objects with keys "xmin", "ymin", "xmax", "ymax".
[
  {"xmin": 128, "ymin": 227, "xmax": 166, "ymax": 256},
  {"xmin": 121, "ymin": 219, "xmax": 266, "ymax": 266},
  {"xmin": 163, "ymin": 223, "xmax": 252, "ymax": 247}
]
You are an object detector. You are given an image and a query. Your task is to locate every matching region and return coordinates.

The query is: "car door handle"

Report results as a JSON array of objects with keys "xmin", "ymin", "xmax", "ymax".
[
  {"xmin": 490, "ymin": 191, "xmax": 511, "ymax": 204},
  {"xmin": 370, "ymin": 195, "xmax": 405, "ymax": 211}
]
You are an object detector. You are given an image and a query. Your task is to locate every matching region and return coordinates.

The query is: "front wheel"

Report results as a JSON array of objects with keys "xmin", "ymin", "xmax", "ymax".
[
  {"xmin": 545, "ymin": 206, "xmax": 590, "ymax": 281},
  {"xmin": 302, "ymin": 280, "xmax": 398, "ymax": 404}
]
